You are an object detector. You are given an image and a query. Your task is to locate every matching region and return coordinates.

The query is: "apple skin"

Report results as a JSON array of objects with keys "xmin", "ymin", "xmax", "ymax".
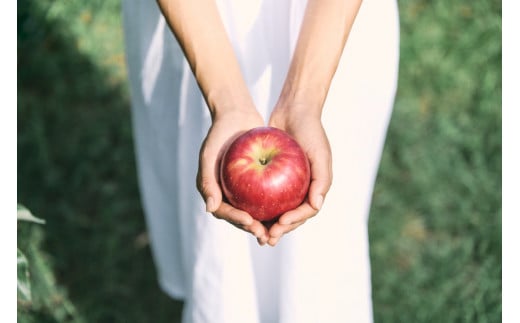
[{"xmin": 219, "ymin": 126, "xmax": 311, "ymax": 222}]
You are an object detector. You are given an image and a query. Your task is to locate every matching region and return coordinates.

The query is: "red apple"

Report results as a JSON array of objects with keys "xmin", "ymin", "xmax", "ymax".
[{"xmin": 219, "ymin": 126, "xmax": 311, "ymax": 222}]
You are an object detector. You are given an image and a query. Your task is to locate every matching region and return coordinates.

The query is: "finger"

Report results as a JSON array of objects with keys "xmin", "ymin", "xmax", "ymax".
[
  {"xmin": 277, "ymin": 201, "xmax": 319, "ymax": 225},
  {"xmin": 197, "ymin": 172, "xmax": 222, "ymax": 213},
  {"xmin": 240, "ymin": 221, "xmax": 270, "ymax": 243},
  {"xmin": 213, "ymin": 202, "xmax": 254, "ymax": 226},
  {"xmin": 267, "ymin": 202, "xmax": 317, "ymax": 246},
  {"xmin": 213, "ymin": 202, "xmax": 270, "ymax": 241},
  {"xmin": 197, "ymin": 147, "xmax": 223, "ymax": 213},
  {"xmin": 307, "ymin": 149, "xmax": 332, "ymax": 211},
  {"xmin": 257, "ymin": 236, "xmax": 268, "ymax": 246},
  {"xmin": 267, "ymin": 219, "xmax": 306, "ymax": 246}
]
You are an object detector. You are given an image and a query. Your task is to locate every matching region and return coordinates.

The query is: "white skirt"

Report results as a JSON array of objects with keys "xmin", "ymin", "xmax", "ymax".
[{"xmin": 122, "ymin": 1, "xmax": 400, "ymax": 322}]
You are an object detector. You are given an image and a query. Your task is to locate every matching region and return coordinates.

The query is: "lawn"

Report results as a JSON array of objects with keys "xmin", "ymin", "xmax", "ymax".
[{"xmin": 17, "ymin": 0, "xmax": 501, "ymax": 322}]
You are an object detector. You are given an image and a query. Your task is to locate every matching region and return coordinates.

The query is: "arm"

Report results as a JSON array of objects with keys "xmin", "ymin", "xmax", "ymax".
[
  {"xmin": 156, "ymin": 0, "xmax": 269, "ymax": 243},
  {"xmin": 268, "ymin": 0, "xmax": 363, "ymax": 245},
  {"xmin": 156, "ymin": 0, "xmax": 252, "ymax": 116}
]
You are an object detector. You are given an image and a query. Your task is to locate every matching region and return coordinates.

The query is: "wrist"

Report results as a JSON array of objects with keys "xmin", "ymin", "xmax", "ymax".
[
  {"xmin": 270, "ymin": 102, "xmax": 323, "ymax": 133},
  {"xmin": 273, "ymin": 84, "xmax": 326, "ymax": 121},
  {"xmin": 205, "ymin": 85, "xmax": 257, "ymax": 120}
]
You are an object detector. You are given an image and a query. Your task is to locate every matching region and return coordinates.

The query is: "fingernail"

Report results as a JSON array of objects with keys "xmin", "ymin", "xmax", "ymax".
[
  {"xmin": 259, "ymin": 235, "xmax": 268, "ymax": 245},
  {"xmin": 314, "ymin": 194, "xmax": 324, "ymax": 210},
  {"xmin": 206, "ymin": 196, "xmax": 215, "ymax": 212},
  {"xmin": 268, "ymin": 237, "xmax": 279, "ymax": 246}
]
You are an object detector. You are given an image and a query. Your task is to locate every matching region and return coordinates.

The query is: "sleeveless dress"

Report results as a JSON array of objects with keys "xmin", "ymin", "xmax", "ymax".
[{"xmin": 122, "ymin": 1, "xmax": 400, "ymax": 322}]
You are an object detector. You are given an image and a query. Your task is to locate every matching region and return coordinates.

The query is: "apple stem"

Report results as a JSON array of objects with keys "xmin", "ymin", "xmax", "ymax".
[{"xmin": 259, "ymin": 157, "xmax": 268, "ymax": 165}]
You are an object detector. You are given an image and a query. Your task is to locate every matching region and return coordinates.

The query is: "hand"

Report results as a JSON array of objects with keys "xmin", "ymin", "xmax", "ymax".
[
  {"xmin": 197, "ymin": 108, "xmax": 271, "ymax": 245},
  {"xmin": 267, "ymin": 106, "xmax": 333, "ymax": 246}
]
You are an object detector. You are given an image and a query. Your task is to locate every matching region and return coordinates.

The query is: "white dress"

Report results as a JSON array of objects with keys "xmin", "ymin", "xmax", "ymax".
[{"xmin": 122, "ymin": 1, "xmax": 399, "ymax": 322}]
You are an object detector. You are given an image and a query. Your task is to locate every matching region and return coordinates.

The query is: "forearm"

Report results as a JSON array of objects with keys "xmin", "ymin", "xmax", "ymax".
[
  {"xmin": 156, "ymin": 0, "xmax": 254, "ymax": 117},
  {"xmin": 277, "ymin": 0, "xmax": 363, "ymax": 115}
]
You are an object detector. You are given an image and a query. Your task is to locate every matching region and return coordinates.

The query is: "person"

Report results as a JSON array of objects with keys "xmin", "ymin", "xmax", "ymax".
[{"xmin": 122, "ymin": 0, "xmax": 399, "ymax": 322}]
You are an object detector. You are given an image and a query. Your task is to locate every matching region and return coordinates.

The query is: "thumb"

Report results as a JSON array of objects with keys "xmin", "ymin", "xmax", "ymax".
[
  {"xmin": 307, "ymin": 153, "xmax": 332, "ymax": 211},
  {"xmin": 197, "ymin": 171, "xmax": 223, "ymax": 213},
  {"xmin": 308, "ymin": 179, "xmax": 328, "ymax": 211},
  {"xmin": 197, "ymin": 152, "xmax": 223, "ymax": 213}
]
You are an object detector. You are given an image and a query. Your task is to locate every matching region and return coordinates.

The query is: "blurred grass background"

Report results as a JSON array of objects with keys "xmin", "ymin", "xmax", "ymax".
[{"xmin": 17, "ymin": 0, "xmax": 501, "ymax": 322}]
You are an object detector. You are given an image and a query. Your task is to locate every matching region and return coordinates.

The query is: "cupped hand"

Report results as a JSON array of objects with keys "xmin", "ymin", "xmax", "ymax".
[
  {"xmin": 267, "ymin": 106, "xmax": 333, "ymax": 246},
  {"xmin": 197, "ymin": 108, "xmax": 271, "ymax": 245}
]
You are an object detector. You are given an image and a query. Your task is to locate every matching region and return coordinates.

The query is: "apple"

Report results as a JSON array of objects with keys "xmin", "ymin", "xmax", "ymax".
[{"xmin": 219, "ymin": 126, "xmax": 311, "ymax": 222}]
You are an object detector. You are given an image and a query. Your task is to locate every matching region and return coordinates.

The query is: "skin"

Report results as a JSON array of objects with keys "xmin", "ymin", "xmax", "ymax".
[{"xmin": 156, "ymin": 0, "xmax": 363, "ymax": 246}]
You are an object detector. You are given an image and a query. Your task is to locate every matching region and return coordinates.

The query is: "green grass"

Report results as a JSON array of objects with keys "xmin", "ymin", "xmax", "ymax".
[
  {"xmin": 17, "ymin": 0, "xmax": 501, "ymax": 322},
  {"xmin": 18, "ymin": 1, "xmax": 182, "ymax": 321},
  {"xmin": 369, "ymin": 1, "xmax": 501, "ymax": 322}
]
